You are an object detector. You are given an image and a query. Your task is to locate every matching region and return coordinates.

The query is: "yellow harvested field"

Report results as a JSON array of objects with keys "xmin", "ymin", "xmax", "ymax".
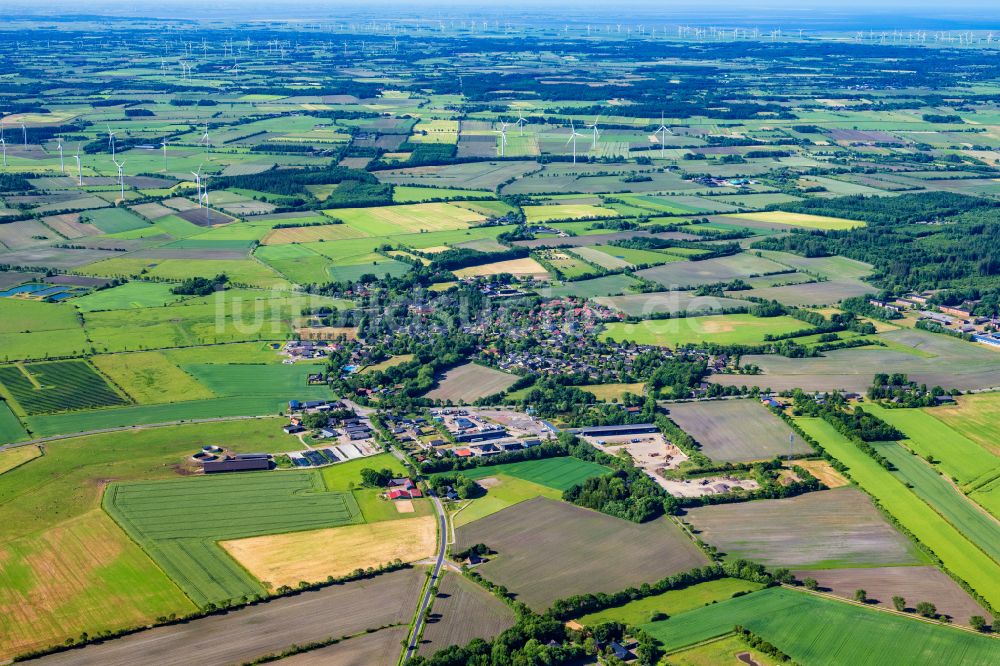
[
  {"xmin": 790, "ymin": 459, "xmax": 850, "ymax": 488},
  {"xmin": 453, "ymin": 257, "xmax": 550, "ymax": 280},
  {"xmin": 332, "ymin": 202, "xmax": 486, "ymax": 235},
  {"xmin": 522, "ymin": 204, "xmax": 615, "ymax": 224},
  {"xmin": 221, "ymin": 516, "xmax": 437, "ymax": 588},
  {"xmin": 731, "ymin": 211, "xmax": 865, "ymax": 231},
  {"xmin": 261, "ymin": 224, "xmax": 371, "ymax": 245},
  {"xmin": 580, "ymin": 383, "xmax": 646, "ymax": 401},
  {"xmin": 0, "ymin": 445, "xmax": 41, "ymax": 475}
]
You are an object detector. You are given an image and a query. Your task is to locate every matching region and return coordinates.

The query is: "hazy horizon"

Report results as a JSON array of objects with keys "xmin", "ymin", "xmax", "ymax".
[{"xmin": 4, "ymin": 0, "xmax": 1000, "ymax": 29}]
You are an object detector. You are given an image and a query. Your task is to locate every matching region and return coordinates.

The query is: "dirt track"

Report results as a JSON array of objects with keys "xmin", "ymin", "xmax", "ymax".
[{"xmin": 29, "ymin": 568, "xmax": 424, "ymax": 666}]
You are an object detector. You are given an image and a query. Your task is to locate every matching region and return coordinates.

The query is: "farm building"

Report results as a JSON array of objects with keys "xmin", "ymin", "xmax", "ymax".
[
  {"xmin": 573, "ymin": 423, "xmax": 659, "ymax": 437},
  {"xmin": 203, "ymin": 455, "xmax": 271, "ymax": 474},
  {"xmin": 455, "ymin": 427, "xmax": 508, "ymax": 443},
  {"xmin": 388, "ymin": 487, "xmax": 423, "ymax": 500}
]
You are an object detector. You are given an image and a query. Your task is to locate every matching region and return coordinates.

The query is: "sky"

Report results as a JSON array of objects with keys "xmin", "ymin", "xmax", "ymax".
[{"xmin": 6, "ymin": 0, "xmax": 1000, "ymax": 29}]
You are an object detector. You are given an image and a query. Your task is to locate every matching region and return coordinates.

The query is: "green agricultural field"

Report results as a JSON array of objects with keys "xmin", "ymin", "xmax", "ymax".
[
  {"xmin": 450, "ymin": 473, "xmax": 563, "ymax": 527},
  {"xmin": 0, "ymin": 300, "xmax": 90, "ymax": 362},
  {"xmin": 875, "ymin": 440, "xmax": 1000, "ymax": 563},
  {"xmin": 25, "ymin": 395, "xmax": 289, "ymax": 437},
  {"xmin": 104, "ymin": 471, "xmax": 364, "ymax": 606},
  {"xmin": 442, "ymin": 456, "xmax": 611, "ymax": 492},
  {"xmin": 600, "ymin": 314, "xmax": 804, "ymax": 347},
  {"xmin": 83, "ymin": 207, "xmax": 152, "ymax": 233},
  {"xmin": 795, "ymin": 417, "xmax": 1000, "ymax": 610},
  {"xmin": 931, "ymin": 392, "xmax": 1000, "ymax": 457},
  {"xmin": 863, "ymin": 404, "xmax": 1000, "ymax": 491},
  {"xmin": 392, "ymin": 185, "xmax": 494, "ymax": 202},
  {"xmin": 181, "ymin": 363, "xmax": 331, "ymax": 398},
  {"xmin": 577, "ymin": 577, "xmax": 765, "ymax": 626},
  {"xmin": 0, "ymin": 509, "xmax": 194, "ymax": 661},
  {"xmin": 74, "ymin": 281, "xmax": 189, "ymax": 312},
  {"xmin": 645, "ymin": 587, "xmax": 1000, "ymax": 663},
  {"xmin": 92, "ymin": 352, "xmax": 215, "ymax": 404},
  {"xmin": 82, "ymin": 292, "xmax": 320, "ymax": 352},
  {"xmin": 0, "ymin": 419, "xmax": 293, "ymax": 658},
  {"xmin": 254, "ymin": 244, "xmax": 334, "ymax": 285},
  {"xmin": 586, "ymin": 244, "xmax": 685, "ymax": 268},
  {"xmin": 546, "ymin": 274, "xmax": 643, "ymax": 299},
  {"xmin": 0, "ymin": 360, "xmax": 128, "ymax": 416},
  {"xmin": 79, "ymin": 256, "xmax": 290, "ymax": 289},
  {"xmin": 0, "ymin": 402, "xmax": 28, "ymax": 444}
]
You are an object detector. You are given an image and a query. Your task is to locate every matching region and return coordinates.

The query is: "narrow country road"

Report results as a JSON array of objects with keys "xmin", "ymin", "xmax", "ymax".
[{"xmin": 404, "ymin": 495, "xmax": 448, "ymax": 662}]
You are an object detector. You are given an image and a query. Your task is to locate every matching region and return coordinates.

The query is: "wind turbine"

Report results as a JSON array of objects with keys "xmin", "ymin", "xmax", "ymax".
[
  {"xmin": 113, "ymin": 158, "xmax": 126, "ymax": 201},
  {"xmin": 516, "ymin": 110, "xmax": 527, "ymax": 136},
  {"xmin": 20, "ymin": 122, "xmax": 27, "ymax": 148},
  {"xmin": 107, "ymin": 125, "xmax": 117, "ymax": 159},
  {"xmin": 0, "ymin": 136, "xmax": 6, "ymax": 168},
  {"xmin": 587, "ymin": 114, "xmax": 601, "ymax": 150},
  {"xmin": 566, "ymin": 120, "xmax": 583, "ymax": 164},
  {"xmin": 495, "ymin": 119, "xmax": 508, "ymax": 157},
  {"xmin": 57, "ymin": 139, "xmax": 64, "ymax": 174},
  {"xmin": 656, "ymin": 112, "xmax": 672, "ymax": 157},
  {"xmin": 74, "ymin": 144, "xmax": 82, "ymax": 185},
  {"xmin": 191, "ymin": 165, "xmax": 203, "ymax": 207},
  {"xmin": 199, "ymin": 125, "xmax": 211, "ymax": 147}
]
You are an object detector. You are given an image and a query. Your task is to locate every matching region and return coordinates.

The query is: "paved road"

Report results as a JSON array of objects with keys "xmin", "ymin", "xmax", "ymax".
[
  {"xmin": 0, "ymin": 414, "xmax": 274, "ymax": 452},
  {"xmin": 404, "ymin": 495, "xmax": 447, "ymax": 662}
]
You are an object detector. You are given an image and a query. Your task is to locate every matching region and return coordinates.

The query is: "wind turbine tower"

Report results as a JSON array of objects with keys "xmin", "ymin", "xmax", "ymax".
[
  {"xmin": 495, "ymin": 120, "xmax": 508, "ymax": 157},
  {"xmin": 566, "ymin": 121, "xmax": 583, "ymax": 164},
  {"xmin": 588, "ymin": 114, "xmax": 601, "ymax": 150},
  {"xmin": 74, "ymin": 145, "xmax": 82, "ymax": 185},
  {"xmin": 57, "ymin": 139, "xmax": 64, "ymax": 174},
  {"xmin": 656, "ymin": 112, "xmax": 672, "ymax": 157}
]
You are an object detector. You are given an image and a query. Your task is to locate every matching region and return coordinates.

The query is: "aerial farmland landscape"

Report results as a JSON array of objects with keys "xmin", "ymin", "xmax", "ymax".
[{"xmin": 4, "ymin": 0, "xmax": 1000, "ymax": 664}]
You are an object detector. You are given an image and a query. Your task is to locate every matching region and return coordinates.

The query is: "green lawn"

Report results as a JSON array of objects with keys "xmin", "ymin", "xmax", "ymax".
[
  {"xmin": 578, "ymin": 578, "xmax": 765, "ymax": 626},
  {"xmin": 795, "ymin": 417, "xmax": 1000, "ymax": 610},
  {"xmin": 601, "ymin": 314, "xmax": 805, "ymax": 347},
  {"xmin": 443, "ymin": 456, "xmax": 611, "ymax": 492},
  {"xmin": 645, "ymin": 587, "xmax": 1000, "ymax": 664},
  {"xmin": 104, "ymin": 471, "xmax": 364, "ymax": 606}
]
